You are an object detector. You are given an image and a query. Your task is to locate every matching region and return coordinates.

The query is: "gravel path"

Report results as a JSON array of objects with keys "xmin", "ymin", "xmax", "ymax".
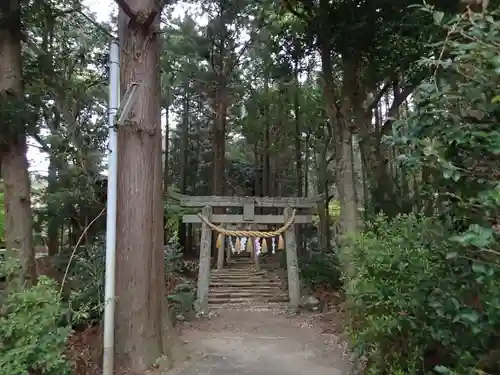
[{"xmin": 163, "ymin": 307, "xmax": 350, "ymax": 375}]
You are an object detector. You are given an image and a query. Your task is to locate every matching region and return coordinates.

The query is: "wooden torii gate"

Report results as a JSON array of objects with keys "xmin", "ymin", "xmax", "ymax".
[{"xmin": 173, "ymin": 193, "xmax": 323, "ymax": 313}]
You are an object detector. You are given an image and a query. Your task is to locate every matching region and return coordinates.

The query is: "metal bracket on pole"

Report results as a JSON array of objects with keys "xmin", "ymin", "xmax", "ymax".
[{"xmin": 116, "ymin": 82, "xmax": 139, "ymax": 126}]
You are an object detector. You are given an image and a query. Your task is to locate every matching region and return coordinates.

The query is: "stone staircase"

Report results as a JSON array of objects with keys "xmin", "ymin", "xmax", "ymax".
[{"xmin": 208, "ymin": 254, "xmax": 289, "ymax": 309}]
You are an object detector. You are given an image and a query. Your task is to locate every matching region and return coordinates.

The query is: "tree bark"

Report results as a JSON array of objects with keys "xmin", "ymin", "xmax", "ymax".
[
  {"xmin": 212, "ymin": 84, "xmax": 226, "ymax": 196},
  {"xmin": 293, "ymin": 61, "xmax": 304, "ymax": 252},
  {"xmin": 293, "ymin": 60, "xmax": 303, "ymax": 197},
  {"xmin": 0, "ymin": 0, "xmax": 37, "ymax": 286},
  {"xmin": 47, "ymin": 154, "xmax": 60, "ymax": 256},
  {"xmin": 163, "ymin": 105, "xmax": 169, "ymax": 245},
  {"xmin": 115, "ymin": 1, "xmax": 179, "ymax": 371},
  {"xmin": 178, "ymin": 81, "xmax": 189, "ymax": 252},
  {"xmin": 315, "ymin": 150, "xmax": 330, "ymax": 251},
  {"xmin": 263, "ymin": 77, "xmax": 271, "ymax": 198},
  {"xmin": 359, "ymin": 132, "xmax": 398, "ymax": 217},
  {"xmin": 163, "ymin": 106, "xmax": 169, "ymax": 196},
  {"xmin": 318, "ymin": 34, "xmax": 359, "ymax": 236}
]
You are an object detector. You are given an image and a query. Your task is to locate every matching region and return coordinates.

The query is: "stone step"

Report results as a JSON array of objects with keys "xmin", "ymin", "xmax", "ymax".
[
  {"xmin": 208, "ymin": 302, "xmax": 287, "ymax": 310},
  {"xmin": 211, "ymin": 268, "xmax": 265, "ymax": 273},
  {"xmin": 208, "ymin": 295, "xmax": 289, "ymax": 304},
  {"xmin": 209, "ymin": 300, "xmax": 288, "ymax": 310},
  {"xmin": 208, "ymin": 289, "xmax": 287, "ymax": 298},
  {"xmin": 210, "ymin": 285, "xmax": 282, "ymax": 291},
  {"xmin": 210, "ymin": 277, "xmax": 281, "ymax": 283},
  {"xmin": 209, "ymin": 290, "xmax": 284, "ymax": 298},
  {"xmin": 210, "ymin": 282, "xmax": 281, "ymax": 288},
  {"xmin": 210, "ymin": 286, "xmax": 284, "ymax": 293},
  {"xmin": 211, "ymin": 280, "xmax": 282, "ymax": 285},
  {"xmin": 210, "ymin": 273, "xmax": 279, "ymax": 279},
  {"xmin": 210, "ymin": 274, "xmax": 279, "ymax": 279},
  {"xmin": 210, "ymin": 279, "xmax": 280, "ymax": 285}
]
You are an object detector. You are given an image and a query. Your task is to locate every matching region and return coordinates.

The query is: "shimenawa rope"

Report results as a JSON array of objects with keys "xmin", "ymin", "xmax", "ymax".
[{"xmin": 196, "ymin": 209, "xmax": 296, "ymax": 238}]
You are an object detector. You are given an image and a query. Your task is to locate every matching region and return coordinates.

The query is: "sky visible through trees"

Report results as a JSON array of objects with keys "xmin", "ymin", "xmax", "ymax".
[{"xmin": 27, "ymin": 0, "xmax": 200, "ymax": 176}]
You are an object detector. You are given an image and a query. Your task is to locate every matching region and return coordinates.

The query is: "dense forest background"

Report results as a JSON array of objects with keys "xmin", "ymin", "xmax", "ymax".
[{"xmin": 2, "ymin": 0, "xmax": 500, "ymax": 374}]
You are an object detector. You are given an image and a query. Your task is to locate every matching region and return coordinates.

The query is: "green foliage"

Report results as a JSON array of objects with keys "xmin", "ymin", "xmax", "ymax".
[
  {"xmin": 299, "ymin": 252, "xmax": 342, "ymax": 289},
  {"xmin": 0, "ymin": 259, "xmax": 72, "ymax": 375},
  {"xmin": 164, "ymin": 198, "xmax": 186, "ymax": 239},
  {"xmin": 0, "ymin": 94, "xmax": 39, "ymax": 148},
  {"xmin": 0, "ymin": 191, "xmax": 4, "ymax": 247},
  {"xmin": 342, "ymin": 214, "xmax": 500, "ymax": 375},
  {"xmin": 344, "ymin": 10, "xmax": 500, "ymax": 375},
  {"xmin": 165, "ymin": 237, "xmax": 185, "ymax": 274},
  {"xmin": 167, "ymin": 283, "xmax": 196, "ymax": 323},
  {"xmin": 164, "ymin": 238, "xmax": 196, "ymax": 322},
  {"xmin": 390, "ymin": 10, "xmax": 500, "ymax": 228},
  {"xmin": 65, "ymin": 244, "xmax": 105, "ymax": 327}
]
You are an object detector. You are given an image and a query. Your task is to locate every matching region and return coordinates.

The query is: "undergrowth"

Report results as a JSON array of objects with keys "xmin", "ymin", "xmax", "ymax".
[
  {"xmin": 342, "ymin": 214, "xmax": 500, "ymax": 375},
  {"xmin": 0, "ymin": 258, "xmax": 72, "ymax": 375}
]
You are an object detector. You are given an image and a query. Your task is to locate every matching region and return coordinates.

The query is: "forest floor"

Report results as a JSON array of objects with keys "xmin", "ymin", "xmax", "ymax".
[{"xmin": 161, "ymin": 305, "xmax": 351, "ymax": 375}]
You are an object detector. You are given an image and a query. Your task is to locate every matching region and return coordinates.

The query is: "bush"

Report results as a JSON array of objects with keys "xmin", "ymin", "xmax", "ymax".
[
  {"xmin": 167, "ymin": 282, "xmax": 196, "ymax": 323},
  {"xmin": 342, "ymin": 214, "xmax": 500, "ymax": 375},
  {"xmin": 165, "ymin": 237, "xmax": 198, "ymax": 276},
  {"xmin": 299, "ymin": 251, "xmax": 342, "ymax": 289},
  {"xmin": 165, "ymin": 237, "xmax": 184, "ymax": 275},
  {"xmin": 0, "ymin": 191, "xmax": 4, "ymax": 247},
  {"xmin": 61, "ymin": 243, "xmax": 105, "ymax": 327},
  {"xmin": 164, "ymin": 237, "xmax": 196, "ymax": 321},
  {"xmin": 0, "ymin": 258, "xmax": 72, "ymax": 375}
]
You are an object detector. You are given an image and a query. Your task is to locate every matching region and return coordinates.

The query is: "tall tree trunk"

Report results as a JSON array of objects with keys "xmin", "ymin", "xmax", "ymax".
[
  {"xmin": 115, "ymin": 1, "xmax": 179, "ymax": 371},
  {"xmin": 212, "ymin": 80, "xmax": 226, "ymax": 196},
  {"xmin": 163, "ymin": 106, "xmax": 169, "ymax": 196},
  {"xmin": 318, "ymin": 37, "xmax": 359, "ymax": 237},
  {"xmin": 293, "ymin": 61, "xmax": 303, "ymax": 197},
  {"xmin": 293, "ymin": 61, "xmax": 303, "ymax": 252},
  {"xmin": 336, "ymin": 123, "xmax": 358, "ymax": 234},
  {"xmin": 47, "ymin": 154, "xmax": 60, "ymax": 256},
  {"xmin": 304, "ymin": 131, "xmax": 310, "ymax": 197},
  {"xmin": 0, "ymin": 0, "xmax": 37, "ymax": 286},
  {"xmin": 163, "ymin": 105, "xmax": 169, "ymax": 244},
  {"xmin": 262, "ymin": 79, "xmax": 271, "ymax": 197},
  {"xmin": 316, "ymin": 151, "xmax": 330, "ymax": 251},
  {"xmin": 253, "ymin": 142, "xmax": 262, "ymax": 197},
  {"xmin": 178, "ymin": 82, "xmax": 189, "ymax": 252},
  {"xmin": 359, "ymin": 132, "xmax": 397, "ymax": 217}
]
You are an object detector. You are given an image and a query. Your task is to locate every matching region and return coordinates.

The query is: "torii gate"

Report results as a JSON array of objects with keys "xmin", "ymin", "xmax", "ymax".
[{"xmin": 172, "ymin": 193, "xmax": 323, "ymax": 313}]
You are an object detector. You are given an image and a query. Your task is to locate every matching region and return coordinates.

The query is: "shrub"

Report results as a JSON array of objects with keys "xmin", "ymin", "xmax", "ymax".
[
  {"xmin": 299, "ymin": 251, "xmax": 342, "ymax": 290},
  {"xmin": 0, "ymin": 191, "xmax": 4, "ymax": 247},
  {"xmin": 61, "ymin": 243, "xmax": 105, "ymax": 327},
  {"xmin": 0, "ymin": 258, "xmax": 72, "ymax": 375},
  {"xmin": 342, "ymin": 214, "xmax": 500, "ymax": 375},
  {"xmin": 165, "ymin": 237, "xmax": 196, "ymax": 321},
  {"xmin": 164, "ymin": 237, "xmax": 198, "ymax": 277},
  {"xmin": 165, "ymin": 237, "xmax": 184, "ymax": 275},
  {"xmin": 167, "ymin": 282, "xmax": 196, "ymax": 323}
]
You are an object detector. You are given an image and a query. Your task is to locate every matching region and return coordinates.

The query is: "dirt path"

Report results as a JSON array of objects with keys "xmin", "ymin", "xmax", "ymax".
[{"xmin": 165, "ymin": 307, "xmax": 351, "ymax": 375}]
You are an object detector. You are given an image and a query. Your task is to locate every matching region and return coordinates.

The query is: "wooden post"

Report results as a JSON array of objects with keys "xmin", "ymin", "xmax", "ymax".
[
  {"xmin": 284, "ymin": 206, "xmax": 300, "ymax": 309},
  {"xmin": 217, "ymin": 231, "xmax": 225, "ymax": 270},
  {"xmin": 226, "ymin": 236, "xmax": 232, "ymax": 262},
  {"xmin": 197, "ymin": 206, "xmax": 212, "ymax": 313}
]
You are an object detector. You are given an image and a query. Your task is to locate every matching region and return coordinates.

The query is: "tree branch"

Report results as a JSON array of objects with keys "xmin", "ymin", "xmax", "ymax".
[
  {"xmin": 115, "ymin": 0, "xmax": 161, "ymax": 30},
  {"xmin": 142, "ymin": 9, "xmax": 158, "ymax": 30},
  {"xmin": 33, "ymin": 133, "xmax": 51, "ymax": 154},
  {"xmin": 282, "ymin": 0, "xmax": 310, "ymax": 20},
  {"xmin": 380, "ymin": 83, "xmax": 416, "ymax": 136},
  {"xmin": 365, "ymin": 79, "xmax": 392, "ymax": 114},
  {"xmin": 114, "ymin": 0, "xmax": 136, "ymax": 20}
]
